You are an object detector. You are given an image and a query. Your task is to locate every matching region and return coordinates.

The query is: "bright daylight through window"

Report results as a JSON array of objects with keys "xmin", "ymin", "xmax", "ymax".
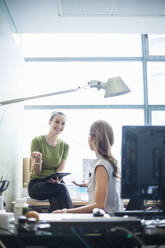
[{"xmin": 13, "ymin": 33, "xmax": 165, "ymax": 182}]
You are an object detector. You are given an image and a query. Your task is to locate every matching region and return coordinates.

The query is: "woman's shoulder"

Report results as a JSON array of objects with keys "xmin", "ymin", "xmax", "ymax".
[
  {"xmin": 57, "ymin": 139, "xmax": 69, "ymax": 147},
  {"xmin": 32, "ymin": 135, "xmax": 45, "ymax": 143},
  {"xmin": 95, "ymin": 156, "xmax": 109, "ymax": 166},
  {"xmin": 58, "ymin": 139, "xmax": 68, "ymax": 145},
  {"xmin": 95, "ymin": 156, "xmax": 113, "ymax": 171}
]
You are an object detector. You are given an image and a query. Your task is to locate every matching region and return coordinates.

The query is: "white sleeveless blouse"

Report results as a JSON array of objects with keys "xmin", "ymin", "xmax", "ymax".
[{"xmin": 88, "ymin": 156, "xmax": 124, "ymax": 213}]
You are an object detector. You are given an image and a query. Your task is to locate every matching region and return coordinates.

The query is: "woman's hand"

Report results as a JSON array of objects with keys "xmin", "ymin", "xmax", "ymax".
[
  {"xmin": 71, "ymin": 180, "xmax": 78, "ymax": 186},
  {"xmin": 52, "ymin": 208, "xmax": 67, "ymax": 213},
  {"xmin": 31, "ymin": 151, "xmax": 42, "ymax": 175},
  {"xmin": 46, "ymin": 177, "xmax": 62, "ymax": 184},
  {"xmin": 32, "ymin": 151, "xmax": 42, "ymax": 163},
  {"xmin": 72, "ymin": 181, "xmax": 88, "ymax": 187}
]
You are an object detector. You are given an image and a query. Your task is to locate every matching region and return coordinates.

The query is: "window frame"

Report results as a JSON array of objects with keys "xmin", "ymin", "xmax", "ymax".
[
  {"xmin": 24, "ymin": 34, "xmax": 165, "ymax": 125},
  {"xmin": 22, "ymin": 33, "xmax": 165, "ymax": 180}
]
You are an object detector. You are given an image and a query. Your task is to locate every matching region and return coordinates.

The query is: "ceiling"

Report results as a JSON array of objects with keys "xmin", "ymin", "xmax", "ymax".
[{"xmin": 3, "ymin": 0, "xmax": 165, "ymax": 33}]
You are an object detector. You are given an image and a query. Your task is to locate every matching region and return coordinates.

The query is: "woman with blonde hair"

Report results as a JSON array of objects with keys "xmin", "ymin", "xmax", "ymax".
[{"xmin": 53, "ymin": 120, "xmax": 124, "ymax": 214}]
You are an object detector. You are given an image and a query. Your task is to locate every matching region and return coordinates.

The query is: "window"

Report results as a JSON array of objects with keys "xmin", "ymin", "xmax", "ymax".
[
  {"xmin": 149, "ymin": 35, "xmax": 165, "ymax": 56},
  {"xmin": 24, "ymin": 109, "xmax": 144, "ymax": 180},
  {"xmin": 14, "ymin": 33, "xmax": 165, "ymax": 181},
  {"xmin": 20, "ymin": 34, "xmax": 141, "ymax": 57},
  {"xmin": 148, "ymin": 62, "xmax": 165, "ymax": 104},
  {"xmin": 24, "ymin": 61, "xmax": 143, "ymax": 105},
  {"xmin": 151, "ymin": 110, "xmax": 165, "ymax": 125}
]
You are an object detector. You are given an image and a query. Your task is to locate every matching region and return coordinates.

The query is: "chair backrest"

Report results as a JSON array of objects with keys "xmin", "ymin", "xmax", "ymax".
[{"xmin": 23, "ymin": 157, "xmax": 33, "ymax": 188}]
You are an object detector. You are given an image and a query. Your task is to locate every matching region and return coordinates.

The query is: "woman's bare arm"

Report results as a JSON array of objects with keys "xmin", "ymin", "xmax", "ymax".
[
  {"xmin": 53, "ymin": 165, "xmax": 109, "ymax": 213},
  {"xmin": 94, "ymin": 165, "xmax": 109, "ymax": 209},
  {"xmin": 72, "ymin": 181, "xmax": 88, "ymax": 187}
]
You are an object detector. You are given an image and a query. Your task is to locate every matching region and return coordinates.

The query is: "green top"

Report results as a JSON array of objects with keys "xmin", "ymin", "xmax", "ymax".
[{"xmin": 30, "ymin": 135, "xmax": 69, "ymax": 180}]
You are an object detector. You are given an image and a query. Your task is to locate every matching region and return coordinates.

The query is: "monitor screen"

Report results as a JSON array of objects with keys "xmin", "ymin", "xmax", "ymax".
[{"xmin": 121, "ymin": 126, "xmax": 165, "ymax": 200}]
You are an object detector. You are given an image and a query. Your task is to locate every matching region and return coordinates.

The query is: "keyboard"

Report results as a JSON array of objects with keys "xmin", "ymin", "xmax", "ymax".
[{"xmin": 115, "ymin": 210, "xmax": 165, "ymax": 218}]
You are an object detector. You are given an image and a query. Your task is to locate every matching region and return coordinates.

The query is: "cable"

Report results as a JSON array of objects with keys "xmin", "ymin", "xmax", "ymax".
[
  {"xmin": 0, "ymin": 240, "xmax": 7, "ymax": 248},
  {"xmin": 0, "ymin": 227, "xmax": 23, "ymax": 248},
  {"xmin": 71, "ymin": 227, "xmax": 92, "ymax": 248},
  {"xmin": 110, "ymin": 226, "xmax": 144, "ymax": 247}
]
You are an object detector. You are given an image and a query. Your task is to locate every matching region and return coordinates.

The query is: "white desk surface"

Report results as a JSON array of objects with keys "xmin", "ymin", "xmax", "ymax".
[{"xmin": 39, "ymin": 213, "xmax": 137, "ymax": 223}]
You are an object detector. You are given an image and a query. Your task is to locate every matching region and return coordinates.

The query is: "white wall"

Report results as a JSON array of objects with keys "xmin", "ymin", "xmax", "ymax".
[{"xmin": 0, "ymin": 9, "xmax": 24, "ymax": 211}]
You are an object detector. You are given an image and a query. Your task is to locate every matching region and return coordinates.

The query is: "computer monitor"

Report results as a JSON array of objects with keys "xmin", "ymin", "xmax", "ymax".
[{"xmin": 121, "ymin": 126, "xmax": 165, "ymax": 203}]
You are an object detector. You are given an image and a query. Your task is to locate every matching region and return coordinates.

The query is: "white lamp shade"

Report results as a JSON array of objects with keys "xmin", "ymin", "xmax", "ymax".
[{"xmin": 104, "ymin": 77, "xmax": 131, "ymax": 97}]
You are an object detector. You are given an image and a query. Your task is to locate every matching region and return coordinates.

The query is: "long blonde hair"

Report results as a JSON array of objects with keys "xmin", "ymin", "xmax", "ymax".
[{"xmin": 90, "ymin": 120, "xmax": 119, "ymax": 178}]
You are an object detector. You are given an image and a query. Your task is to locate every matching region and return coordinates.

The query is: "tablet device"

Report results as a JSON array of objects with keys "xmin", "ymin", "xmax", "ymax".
[{"xmin": 43, "ymin": 172, "xmax": 71, "ymax": 181}]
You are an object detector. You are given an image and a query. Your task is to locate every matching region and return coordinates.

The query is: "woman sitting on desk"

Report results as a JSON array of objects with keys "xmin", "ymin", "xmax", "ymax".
[
  {"xmin": 28, "ymin": 111, "xmax": 73, "ymax": 212},
  {"xmin": 53, "ymin": 120, "xmax": 124, "ymax": 214}
]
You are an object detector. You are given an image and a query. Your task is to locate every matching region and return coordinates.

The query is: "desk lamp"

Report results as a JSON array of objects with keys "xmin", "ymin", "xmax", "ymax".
[
  {"xmin": 0, "ymin": 77, "xmax": 130, "ymax": 105},
  {"xmin": 88, "ymin": 77, "xmax": 130, "ymax": 97}
]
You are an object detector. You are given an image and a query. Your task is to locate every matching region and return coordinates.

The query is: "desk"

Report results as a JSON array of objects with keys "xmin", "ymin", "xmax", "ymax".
[
  {"xmin": 27, "ymin": 198, "xmax": 88, "ymax": 213},
  {"xmin": 1, "ymin": 214, "xmax": 165, "ymax": 248},
  {"xmin": 27, "ymin": 198, "xmax": 129, "ymax": 213},
  {"xmin": 0, "ymin": 230, "xmax": 144, "ymax": 248},
  {"xmin": 39, "ymin": 213, "xmax": 142, "ymax": 233}
]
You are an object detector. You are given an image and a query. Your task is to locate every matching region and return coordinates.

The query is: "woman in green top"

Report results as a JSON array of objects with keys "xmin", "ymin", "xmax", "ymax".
[{"xmin": 28, "ymin": 111, "xmax": 73, "ymax": 212}]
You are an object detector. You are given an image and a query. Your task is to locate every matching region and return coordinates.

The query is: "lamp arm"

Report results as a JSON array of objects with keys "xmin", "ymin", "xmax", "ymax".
[
  {"xmin": 0, "ymin": 87, "xmax": 81, "ymax": 105},
  {"xmin": 88, "ymin": 80, "xmax": 104, "ymax": 89},
  {"xmin": 0, "ymin": 77, "xmax": 131, "ymax": 106}
]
